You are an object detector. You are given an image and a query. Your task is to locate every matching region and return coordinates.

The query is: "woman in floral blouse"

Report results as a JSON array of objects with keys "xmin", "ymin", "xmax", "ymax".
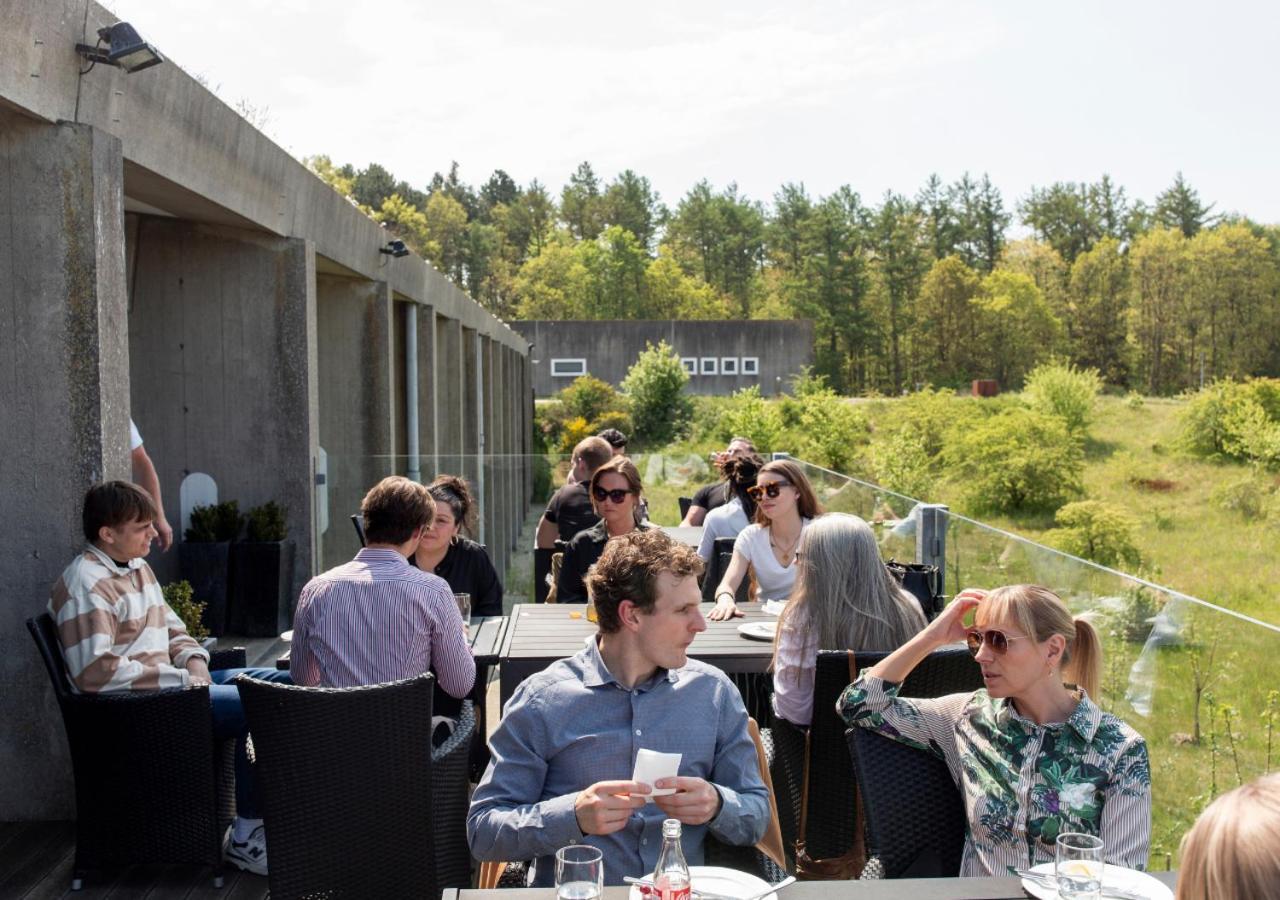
[{"xmin": 838, "ymin": 584, "xmax": 1151, "ymax": 877}]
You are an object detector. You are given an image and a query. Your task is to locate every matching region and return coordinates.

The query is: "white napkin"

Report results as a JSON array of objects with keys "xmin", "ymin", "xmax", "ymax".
[
  {"xmin": 632, "ymin": 749, "xmax": 681, "ymax": 799},
  {"xmin": 762, "ymin": 599, "xmax": 787, "ymax": 616}
]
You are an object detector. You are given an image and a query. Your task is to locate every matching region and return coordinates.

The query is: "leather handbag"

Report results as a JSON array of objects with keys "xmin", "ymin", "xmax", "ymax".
[
  {"xmin": 886, "ymin": 559, "xmax": 944, "ymax": 619},
  {"xmin": 794, "ymin": 652, "xmax": 866, "ymax": 880}
]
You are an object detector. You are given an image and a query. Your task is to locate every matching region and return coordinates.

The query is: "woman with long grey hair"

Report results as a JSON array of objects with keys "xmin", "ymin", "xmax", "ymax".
[{"xmin": 771, "ymin": 512, "xmax": 927, "ymax": 726}]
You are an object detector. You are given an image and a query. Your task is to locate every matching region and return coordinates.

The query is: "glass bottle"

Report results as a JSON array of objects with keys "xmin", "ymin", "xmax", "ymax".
[{"xmin": 653, "ymin": 818, "xmax": 690, "ymax": 900}]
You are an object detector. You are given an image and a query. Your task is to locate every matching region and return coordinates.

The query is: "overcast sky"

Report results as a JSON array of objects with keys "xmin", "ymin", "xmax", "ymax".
[{"xmin": 106, "ymin": 0, "xmax": 1279, "ymax": 222}]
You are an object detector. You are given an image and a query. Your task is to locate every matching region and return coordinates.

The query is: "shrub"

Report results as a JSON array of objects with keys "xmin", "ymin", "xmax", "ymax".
[
  {"xmin": 620, "ymin": 340, "xmax": 692, "ymax": 446},
  {"xmin": 557, "ymin": 416, "xmax": 595, "ymax": 454},
  {"xmin": 1108, "ymin": 582, "xmax": 1164, "ymax": 644},
  {"xmin": 558, "ymin": 375, "xmax": 621, "ymax": 423},
  {"xmin": 717, "ymin": 386, "xmax": 787, "ymax": 454},
  {"xmin": 163, "ymin": 580, "xmax": 209, "ymax": 641},
  {"xmin": 870, "ymin": 429, "xmax": 935, "ymax": 500},
  {"xmin": 1180, "ymin": 378, "xmax": 1280, "ymax": 466},
  {"xmin": 1125, "ymin": 391, "xmax": 1145, "ymax": 409},
  {"xmin": 1045, "ymin": 500, "xmax": 1143, "ymax": 568},
  {"xmin": 245, "ymin": 502, "xmax": 288, "ymax": 542},
  {"xmin": 185, "ymin": 501, "xmax": 244, "ymax": 543},
  {"xmin": 1022, "ymin": 360, "xmax": 1102, "ymax": 436},
  {"xmin": 792, "ymin": 387, "xmax": 869, "ymax": 472},
  {"xmin": 1211, "ymin": 475, "xmax": 1274, "ymax": 521},
  {"xmin": 1220, "ymin": 396, "xmax": 1280, "ymax": 470},
  {"xmin": 941, "ymin": 407, "xmax": 1084, "ymax": 513}
]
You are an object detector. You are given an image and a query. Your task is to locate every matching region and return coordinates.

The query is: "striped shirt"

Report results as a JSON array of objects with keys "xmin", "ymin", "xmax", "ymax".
[
  {"xmin": 839, "ymin": 674, "xmax": 1151, "ymax": 876},
  {"xmin": 49, "ymin": 545, "xmax": 209, "ymax": 693},
  {"xmin": 290, "ymin": 548, "xmax": 475, "ymax": 698}
]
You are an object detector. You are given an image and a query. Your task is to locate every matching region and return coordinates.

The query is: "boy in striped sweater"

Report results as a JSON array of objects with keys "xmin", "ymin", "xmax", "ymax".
[{"xmin": 49, "ymin": 481, "xmax": 292, "ymax": 876}]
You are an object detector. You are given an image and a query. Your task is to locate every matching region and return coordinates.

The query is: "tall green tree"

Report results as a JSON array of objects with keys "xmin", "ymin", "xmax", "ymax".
[
  {"xmin": 561, "ymin": 162, "xmax": 606, "ymax": 241},
  {"xmin": 1129, "ymin": 227, "xmax": 1190, "ymax": 394},
  {"xmin": 917, "ymin": 174, "xmax": 962, "ymax": 262},
  {"xmin": 974, "ymin": 269, "xmax": 1063, "ymax": 388},
  {"xmin": 352, "ymin": 162, "xmax": 397, "ymax": 211},
  {"xmin": 601, "ymin": 170, "xmax": 666, "ymax": 252},
  {"xmin": 1154, "ymin": 172, "xmax": 1218, "ymax": 238},
  {"xmin": 665, "ymin": 181, "xmax": 765, "ymax": 318},
  {"xmin": 1068, "ymin": 237, "xmax": 1132, "ymax": 385},
  {"xmin": 869, "ymin": 193, "xmax": 929, "ymax": 392},
  {"xmin": 914, "ymin": 256, "xmax": 981, "ymax": 386},
  {"xmin": 1018, "ymin": 182, "xmax": 1099, "ymax": 264}
]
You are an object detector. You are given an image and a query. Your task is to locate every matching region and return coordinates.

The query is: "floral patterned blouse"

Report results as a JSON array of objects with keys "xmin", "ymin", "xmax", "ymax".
[{"xmin": 838, "ymin": 673, "xmax": 1151, "ymax": 877}]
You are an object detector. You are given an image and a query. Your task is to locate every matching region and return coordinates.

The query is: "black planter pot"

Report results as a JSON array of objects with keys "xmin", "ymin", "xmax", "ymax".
[
  {"xmin": 178, "ymin": 541, "xmax": 232, "ymax": 636},
  {"xmin": 230, "ymin": 540, "xmax": 296, "ymax": 637}
]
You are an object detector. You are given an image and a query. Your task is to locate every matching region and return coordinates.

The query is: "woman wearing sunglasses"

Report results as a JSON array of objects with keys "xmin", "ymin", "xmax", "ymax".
[
  {"xmin": 707, "ymin": 459, "xmax": 824, "ymax": 621},
  {"xmin": 838, "ymin": 585, "xmax": 1150, "ymax": 877},
  {"xmin": 555, "ymin": 456, "xmax": 650, "ymax": 604},
  {"xmin": 771, "ymin": 514, "xmax": 927, "ymax": 727}
]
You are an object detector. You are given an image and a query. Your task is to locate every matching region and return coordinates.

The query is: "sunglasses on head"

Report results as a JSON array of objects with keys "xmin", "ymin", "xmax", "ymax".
[
  {"xmin": 592, "ymin": 486, "xmax": 633, "ymax": 504},
  {"xmin": 746, "ymin": 480, "xmax": 792, "ymax": 501},
  {"xmin": 966, "ymin": 629, "xmax": 1030, "ymax": 656}
]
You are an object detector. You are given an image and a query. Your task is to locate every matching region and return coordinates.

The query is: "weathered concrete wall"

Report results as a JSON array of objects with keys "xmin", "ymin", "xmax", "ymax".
[
  {"xmin": 512, "ymin": 320, "xmax": 814, "ymax": 397},
  {"xmin": 128, "ymin": 217, "xmax": 319, "ymax": 600},
  {"xmin": 316, "ymin": 276, "xmax": 393, "ymax": 568},
  {"xmin": 0, "ymin": 115, "xmax": 131, "ymax": 818}
]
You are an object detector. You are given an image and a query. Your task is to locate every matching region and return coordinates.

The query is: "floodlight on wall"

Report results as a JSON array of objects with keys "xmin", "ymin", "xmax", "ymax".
[
  {"xmin": 76, "ymin": 23, "xmax": 165, "ymax": 74},
  {"xmin": 380, "ymin": 240, "xmax": 410, "ymax": 258}
]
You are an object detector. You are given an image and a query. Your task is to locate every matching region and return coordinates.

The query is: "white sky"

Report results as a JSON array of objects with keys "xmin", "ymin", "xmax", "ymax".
[{"xmin": 106, "ymin": 0, "xmax": 1280, "ymax": 222}]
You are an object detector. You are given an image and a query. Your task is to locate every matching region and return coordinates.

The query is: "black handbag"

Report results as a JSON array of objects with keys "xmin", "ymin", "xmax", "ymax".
[{"xmin": 885, "ymin": 559, "xmax": 944, "ymax": 619}]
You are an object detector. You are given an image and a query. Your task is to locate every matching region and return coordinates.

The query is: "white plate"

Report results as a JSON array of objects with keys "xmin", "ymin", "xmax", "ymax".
[
  {"xmin": 1021, "ymin": 862, "xmax": 1173, "ymax": 900},
  {"xmin": 280, "ymin": 629, "xmax": 293, "ymax": 643},
  {"xmin": 628, "ymin": 865, "xmax": 774, "ymax": 900},
  {"xmin": 737, "ymin": 622, "xmax": 777, "ymax": 642}
]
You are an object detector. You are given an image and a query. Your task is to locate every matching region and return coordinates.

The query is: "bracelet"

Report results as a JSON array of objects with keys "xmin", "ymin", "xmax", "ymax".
[{"xmin": 715, "ymin": 591, "xmax": 735, "ymax": 604}]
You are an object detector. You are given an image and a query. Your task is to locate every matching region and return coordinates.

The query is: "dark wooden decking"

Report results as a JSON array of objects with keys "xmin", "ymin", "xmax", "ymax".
[{"xmin": 0, "ymin": 821, "xmax": 268, "ymax": 899}]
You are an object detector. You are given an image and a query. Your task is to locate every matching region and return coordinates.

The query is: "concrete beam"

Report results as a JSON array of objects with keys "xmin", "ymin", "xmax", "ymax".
[{"xmin": 0, "ymin": 116, "xmax": 130, "ymax": 818}]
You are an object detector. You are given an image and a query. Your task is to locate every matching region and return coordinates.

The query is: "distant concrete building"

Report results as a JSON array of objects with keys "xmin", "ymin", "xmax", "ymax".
[
  {"xmin": 512, "ymin": 320, "xmax": 815, "ymax": 397},
  {"xmin": 1, "ymin": 0, "xmax": 533, "ymax": 820}
]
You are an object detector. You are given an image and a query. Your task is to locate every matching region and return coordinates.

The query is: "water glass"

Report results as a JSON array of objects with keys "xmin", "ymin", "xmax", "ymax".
[
  {"xmin": 454, "ymin": 592, "xmax": 471, "ymax": 630},
  {"xmin": 555, "ymin": 844, "xmax": 602, "ymax": 900},
  {"xmin": 1056, "ymin": 832, "xmax": 1104, "ymax": 900}
]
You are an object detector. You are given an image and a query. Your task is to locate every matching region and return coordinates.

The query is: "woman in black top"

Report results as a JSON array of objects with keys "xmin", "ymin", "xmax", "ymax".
[
  {"xmin": 412, "ymin": 475, "xmax": 503, "ymax": 617},
  {"xmin": 556, "ymin": 456, "xmax": 650, "ymax": 604}
]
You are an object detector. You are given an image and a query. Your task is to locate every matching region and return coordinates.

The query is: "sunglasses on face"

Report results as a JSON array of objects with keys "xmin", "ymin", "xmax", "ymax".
[
  {"xmin": 746, "ymin": 480, "xmax": 792, "ymax": 501},
  {"xmin": 966, "ymin": 629, "xmax": 1030, "ymax": 656},
  {"xmin": 592, "ymin": 486, "xmax": 633, "ymax": 504}
]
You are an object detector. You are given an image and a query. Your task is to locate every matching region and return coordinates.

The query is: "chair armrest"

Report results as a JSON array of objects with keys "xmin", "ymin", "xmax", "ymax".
[
  {"xmin": 432, "ymin": 700, "xmax": 476, "ymax": 764},
  {"xmin": 209, "ymin": 647, "xmax": 247, "ymax": 670}
]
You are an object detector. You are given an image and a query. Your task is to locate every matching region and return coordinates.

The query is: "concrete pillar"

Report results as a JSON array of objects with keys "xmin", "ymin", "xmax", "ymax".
[
  {"xmin": 0, "ymin": 117, "xmax": 130, "ymax": 818},
  {"xmin": 462, "ymin": 327, "xmax": 480, "ymax": 517},
  {"xmin": 436, "ymin": 315, "xmax": 465, "ymax": 475},
  {"xmin": 128, "ymin": 217, "xmax": 318, "ymax": 600},
  {"xmin": 416, "ymin": 303, "xmax": 438, "ymax": 478},
  {"xmin": 315, "ymin": 276, "xmax": 393, "ymax": 567}
]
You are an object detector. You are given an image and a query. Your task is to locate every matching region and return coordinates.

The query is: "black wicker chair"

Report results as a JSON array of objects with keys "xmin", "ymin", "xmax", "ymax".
[
  {"xmin": 27, "ymin": 614, "xmax": 232, "ymax": 890},
  {"xmin": 351, "ymin": 513, "xmax": 367, "ymax": 547},
  {"xmin": 771, "ymin": 646, "xmax": 981, "ymax": 872},
  {"xmin": 236, "ymin": 673, "xmax": 475, "ymax": 900},
  {"xmin": 846, "ymin": 726, "xmax": 966, "ymax": 878},
  {"xmin": 678, "ymin": 496, "xmax": 693, "ymax": 520}
]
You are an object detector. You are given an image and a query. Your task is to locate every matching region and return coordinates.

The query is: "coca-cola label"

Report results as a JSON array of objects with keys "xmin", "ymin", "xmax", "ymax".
[{"xmin": 657, "ymin": 874, "xmax": 690, "ymax": 900}]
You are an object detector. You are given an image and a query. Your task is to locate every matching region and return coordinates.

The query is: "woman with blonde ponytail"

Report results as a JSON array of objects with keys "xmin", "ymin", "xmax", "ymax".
[{"xmin": 838, "ymin": 584, "xmax": 1151, "ymax": 877}]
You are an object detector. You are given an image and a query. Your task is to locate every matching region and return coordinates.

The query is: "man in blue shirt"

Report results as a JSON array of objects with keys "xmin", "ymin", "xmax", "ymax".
[{"xmin": 467, "ymin": 530, "xmax": 769, "ymax": 886}]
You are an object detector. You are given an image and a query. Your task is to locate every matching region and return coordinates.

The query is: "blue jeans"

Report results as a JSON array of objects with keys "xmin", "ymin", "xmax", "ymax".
[{"xmin": 210, "ymin": 667, "xmax": 293, "ymax": 819}]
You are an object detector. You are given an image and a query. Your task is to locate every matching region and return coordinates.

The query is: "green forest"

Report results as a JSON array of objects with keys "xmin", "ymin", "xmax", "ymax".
[{"xmin": 308, "ymin": 157, "xmax": 1280, "ymax": 397}]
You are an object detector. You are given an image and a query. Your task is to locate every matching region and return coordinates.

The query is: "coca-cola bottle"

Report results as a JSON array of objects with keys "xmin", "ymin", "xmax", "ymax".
[{"xmin": 653, "ymin": 818, "xmax": 690, "ymax": 900}]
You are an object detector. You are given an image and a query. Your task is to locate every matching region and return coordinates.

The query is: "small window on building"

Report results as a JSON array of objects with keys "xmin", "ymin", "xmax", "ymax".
[
  {"xmin": 681, "ymin": 357, "xmax": 697, "ymax": 374},
  {"xmin": 700, "ymin": 357, "xmax": 718, "ymax": 375},
  {"xmin": 741, "ymin": 357, "xmax": 759, "ymax": 375},
  {"xmin": 551, "ymin": 358, "xmax": 587, "ymax": 377},
  {"xmin": 721, "ymin": 357, "xmax": 739, "ymax": 375}
]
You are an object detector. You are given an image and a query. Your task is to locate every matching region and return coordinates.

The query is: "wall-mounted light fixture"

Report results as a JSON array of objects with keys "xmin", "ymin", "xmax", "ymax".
[
  {"xmin": 379, "ymin": 240, "xmax": 410, "ymax": 258},
  {"xmin": 76, "ymin": 23, "xmax": 165, "ymax": 74}
]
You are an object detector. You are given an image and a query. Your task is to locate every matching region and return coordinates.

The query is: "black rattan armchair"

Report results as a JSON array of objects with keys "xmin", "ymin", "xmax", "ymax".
[
  {"xmin": 236, "ymin": 673, "xmax": 475, "ymax": 900},
  {"xmin": 27, "ymin": 614, "xmax": 227, "ymax": 891},
  {"xmin": 846, "ymin": 726, "xmax": 965, "ymax": 878}
]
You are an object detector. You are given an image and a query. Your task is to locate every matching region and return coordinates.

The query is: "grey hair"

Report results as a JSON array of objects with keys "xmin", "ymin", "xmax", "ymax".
[{"xmin": 775, "ymin": 513, "xmax": 927, "ymax": 662}]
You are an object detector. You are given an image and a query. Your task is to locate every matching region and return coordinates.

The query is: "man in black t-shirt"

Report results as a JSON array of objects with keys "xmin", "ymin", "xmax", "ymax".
[
  {"xmin": 679, "ymin": 436, "xmax": 757, "ymax": 526},
  {"xmin": 536, "ymin": 436, "xmax": 614, "ymax": 547}
]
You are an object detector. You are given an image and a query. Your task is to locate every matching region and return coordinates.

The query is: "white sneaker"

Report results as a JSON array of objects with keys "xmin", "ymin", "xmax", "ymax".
[{"xmin": 224, "ymin": 823, "xmax": 269, "ymax": 876}]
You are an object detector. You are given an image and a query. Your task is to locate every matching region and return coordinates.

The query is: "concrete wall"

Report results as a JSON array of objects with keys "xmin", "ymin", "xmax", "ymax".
[
  {"xmin": 512, "ymin": 320, "xmax": 815, "ymax": 397},
  {"xmin": 0, "ymin": 115, "xmax": 132, "ymax": 819}
]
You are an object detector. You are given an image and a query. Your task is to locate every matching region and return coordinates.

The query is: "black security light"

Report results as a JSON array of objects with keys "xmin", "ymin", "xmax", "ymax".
[
  {"xmin": 76, "ymin": 23, "xmax": 165, "ymax": 74},
  {"xmin": 380, "ymin": 240, "xmax": 410, "ymax": 258}
]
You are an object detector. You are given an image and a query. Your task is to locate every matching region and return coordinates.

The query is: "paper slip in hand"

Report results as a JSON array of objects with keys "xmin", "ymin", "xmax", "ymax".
[{"xmin": 632, "ymin": 749, "xmax": 681, "ymax": 799}]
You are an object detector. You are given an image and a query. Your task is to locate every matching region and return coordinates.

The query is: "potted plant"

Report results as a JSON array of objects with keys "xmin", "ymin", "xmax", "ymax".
[
  {"xmin": 230, "ymin": 501, "xmax": 295, "ymax": 637},
  {"xmin": 163, "ymin": 579, "xmax": 213, "ymax": 649},
  {"xmin": 178, "ymin": 501, "xmax": 243, "ymax": 636}
]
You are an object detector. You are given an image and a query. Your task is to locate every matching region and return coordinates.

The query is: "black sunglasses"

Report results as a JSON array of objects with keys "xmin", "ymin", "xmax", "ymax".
[
  {"xmin": 746, "ymin": 480, "xmax": 792, "ymax": 501},
  {"xmin": 966, "ymin": 629, "xmax": 1029, "ymax": 656},
  {"xmin": 592, "ymin": 486, "xmax": 633, "ymax": 504}
]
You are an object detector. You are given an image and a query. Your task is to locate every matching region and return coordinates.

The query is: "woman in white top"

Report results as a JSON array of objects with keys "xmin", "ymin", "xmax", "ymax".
[
  {"xmin": 696, "ymin": 453, "xmax": 763, "ymax": 561},
  {"xmin": 708, "ymin": 459, "xmax": 824, "ymax": 620},
  {"xmin": 771, "ymin": 513, "xmax": 927, "ymax": 726}
]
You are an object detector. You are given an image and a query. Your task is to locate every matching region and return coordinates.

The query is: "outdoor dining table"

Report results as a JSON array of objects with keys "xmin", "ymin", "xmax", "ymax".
[
  {"xmin": 274, "ymin": 614, "xmax": 509, "ymax": 669},
  {"xmin": 659, "ymin": 524, "xmax": 705, "ymax": 547},
  {"xmin": 498, "ymin": 602, "xmax": 777, "ymax": 706},
  {"xmin": 442, "ymin": 871, "xmax": 1178, "ymax": 899}
]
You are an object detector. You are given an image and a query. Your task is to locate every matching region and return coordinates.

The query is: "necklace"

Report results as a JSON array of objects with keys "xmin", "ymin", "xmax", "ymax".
[{"xmin": 769, "ymin": 527, "xmax": 801, "ymax": 565}]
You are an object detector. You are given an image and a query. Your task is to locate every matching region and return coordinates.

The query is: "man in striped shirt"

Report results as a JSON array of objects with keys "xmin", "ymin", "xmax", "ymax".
[
  {"xmin": 49, "ymin": 481, "xmax": 292, "ymax": 876},
  {"xmin": 291, "ymin": 476, "xmax": 475, "ymax": 705}
]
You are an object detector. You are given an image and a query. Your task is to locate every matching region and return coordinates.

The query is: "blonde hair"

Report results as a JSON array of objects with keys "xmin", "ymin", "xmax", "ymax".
[
  {"xmin": 974, "ymin": 584, "xmax": 1101, "ymax": 698},
  {"xmin": 1176, "ymin": 773, "xmax": 1280, "ymax": 900}
]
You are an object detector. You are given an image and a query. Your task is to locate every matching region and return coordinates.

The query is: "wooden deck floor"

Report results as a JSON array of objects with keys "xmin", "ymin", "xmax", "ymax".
[{"xmin": 0, "ymin": 821, "xmax": 269, "ymax": 899}]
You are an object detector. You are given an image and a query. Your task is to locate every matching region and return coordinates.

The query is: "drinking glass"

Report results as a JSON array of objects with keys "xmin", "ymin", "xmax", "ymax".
[
  {"xmin": 555, "ymin": 844, "xmax": 602, "ymax": 900},
  {"xmin": 454, "ymin": 592, "xmax": 471, "ymax": 631},
  {"xmin": 1055, "ymin": 832, "xmax": 1104, "ymax": 900}
]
